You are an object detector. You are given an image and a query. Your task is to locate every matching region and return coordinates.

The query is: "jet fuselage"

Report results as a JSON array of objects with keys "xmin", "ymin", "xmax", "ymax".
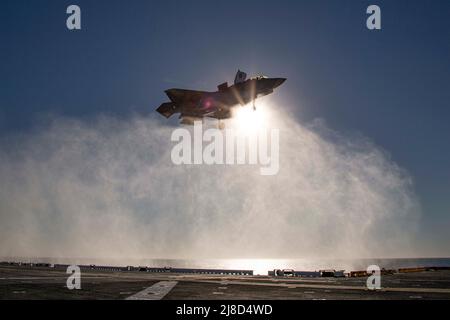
[{"xmin": 156, "ymin": 72, "xmax": 286, "ymax": 124}]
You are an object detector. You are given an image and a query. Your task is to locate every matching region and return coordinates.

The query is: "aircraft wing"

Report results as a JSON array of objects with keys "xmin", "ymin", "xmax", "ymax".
[{"xmin": 165, "ymin": 89, "xmax": 209, "ymax": 103}]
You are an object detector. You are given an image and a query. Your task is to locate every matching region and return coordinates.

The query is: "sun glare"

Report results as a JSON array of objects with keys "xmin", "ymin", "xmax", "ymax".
[{"xmin": 231, "ymin": 101, "xmax": 271, "ymax": 134}]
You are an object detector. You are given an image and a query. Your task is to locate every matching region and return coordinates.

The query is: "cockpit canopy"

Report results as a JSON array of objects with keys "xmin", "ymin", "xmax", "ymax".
[
  {"xmin": 251, "ymin": 75, "xmax": 268, "ymax": 80},
  {"xmin": 234, "ymin": 70, "xmax": 268, "ymax": 84}
]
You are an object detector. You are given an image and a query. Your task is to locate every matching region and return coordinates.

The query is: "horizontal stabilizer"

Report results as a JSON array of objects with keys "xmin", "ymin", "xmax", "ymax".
[{"xmin": 156, "ymin": 102, "xmax": 179, "ymax": 118}]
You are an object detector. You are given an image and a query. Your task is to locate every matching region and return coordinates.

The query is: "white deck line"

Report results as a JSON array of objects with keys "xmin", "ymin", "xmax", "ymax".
[{"xmin": 126, "ymin": 281, "xmax": 178, "ymax": 300}]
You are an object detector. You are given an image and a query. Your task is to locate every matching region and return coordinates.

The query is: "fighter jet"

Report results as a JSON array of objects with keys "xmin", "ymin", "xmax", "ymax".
[{"xmin": 156, "ymin": 70, "xmax": 286, "ymax": 126}]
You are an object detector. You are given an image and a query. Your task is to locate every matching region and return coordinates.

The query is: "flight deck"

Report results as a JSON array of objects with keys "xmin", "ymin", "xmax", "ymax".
[{"xmin": 1, "ymin": 264, "xmax": 449, "ymax": 300}]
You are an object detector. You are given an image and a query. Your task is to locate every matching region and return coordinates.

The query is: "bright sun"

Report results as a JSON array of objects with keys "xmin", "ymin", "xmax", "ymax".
[{"xmin": 231, "ymin": 100, "xmax": 271, "ymax": 134}]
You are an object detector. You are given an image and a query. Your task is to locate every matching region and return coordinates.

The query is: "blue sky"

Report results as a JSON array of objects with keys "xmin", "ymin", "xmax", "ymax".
[{"xmin": 1, "ymin": 0, "xmax": 449, "ymax": 254}]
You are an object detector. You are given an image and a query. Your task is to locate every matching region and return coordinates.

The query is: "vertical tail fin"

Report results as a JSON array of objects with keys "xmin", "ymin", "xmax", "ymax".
[{"xmin": 234, "ymin": 70, "xmax": 247, "ymax": 84}]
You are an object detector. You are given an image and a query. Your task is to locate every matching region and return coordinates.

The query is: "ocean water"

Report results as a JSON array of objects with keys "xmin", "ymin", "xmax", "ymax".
[{"xmin": 3, "ymin": 257, "xmax": 450, "ymax": 275}]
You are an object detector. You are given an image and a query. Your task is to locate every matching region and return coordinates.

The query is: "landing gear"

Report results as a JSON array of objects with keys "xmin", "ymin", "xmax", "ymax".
[
  {"xmin": 218, "ymin": 120, "xmax": 225, "ymax": 130},
  {"xmin": 252, "ymin": 98, "xmax": 256, "ymax": 111}
]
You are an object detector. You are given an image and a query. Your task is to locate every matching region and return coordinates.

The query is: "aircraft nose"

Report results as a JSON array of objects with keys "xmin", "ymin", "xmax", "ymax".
[{"xmin": 273, "ymin": 78, "xmax": 286, "ymax": 88}]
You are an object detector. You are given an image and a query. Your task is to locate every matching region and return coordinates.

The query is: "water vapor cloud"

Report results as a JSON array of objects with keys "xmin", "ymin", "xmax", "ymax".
[{"xmin": 0, "ymin": 102, "xmax": 421, "ymax": 262}]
